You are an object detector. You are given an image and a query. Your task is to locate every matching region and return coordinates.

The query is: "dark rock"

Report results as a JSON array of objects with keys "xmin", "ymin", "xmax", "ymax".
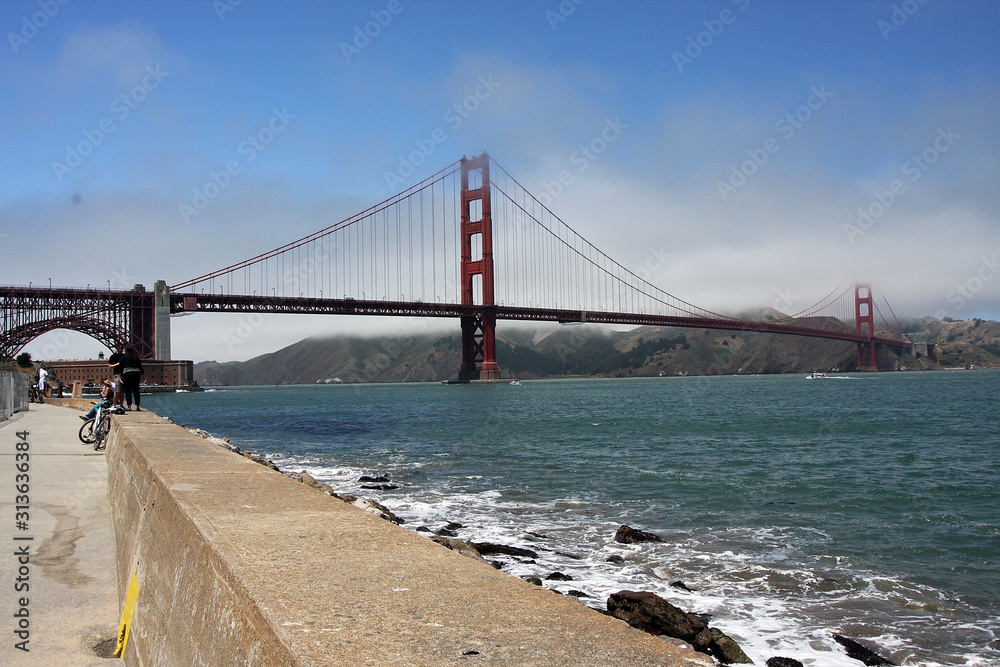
[
  {"xmin": 444, "ymin": 521, "xmax": 464, "ymax": 530},
  {"xmin": 670, "ymin": 580, "xmax": 695, "ymax": 592},
  {"xmin": 545, "ymin": 571, "xmax": 573, "ymax": 581},
  {"xmin": 525, "ymin": 530, "xmax": 550, "ymax": 539},
  {"xmin": 428, "ymin": 536, "xmax": 486, "ymax": 563},
  {"xmin": 461, "ymin": 650, "xmax": 480, "ymax": 655},
  {"xmin": 245, "ymin": 453, "xmax": 280, "ymax": 471},
  {"xmin": 525, "ymin": 576, "xmax": 543, "ymax": 586},
  {"xmin": 766, "ymin": 658, "xmax": 804, "ymax": 667},
  {"xmin": 469, "ymin": 542, "xmax": 538, "ymax": 558},
  {"xmin": 567, "ymin": 590, "xmax": 587, "ymax": 597},
  {"xmin": 435, "ymin": 527, "xmax": 458, "ymax": 537},
  {"xmin": 692, "ymin": 627, "xmax": 753, "ymax": 664},
  {"xmin": 555, "ymin": 550, "xmax": 584, "ymax": 560},
  {"xmin": 833, "ymin": 635, "xmax": 896, "ymax": 665},
  {"xmin": 331, "ymin": 493, "xmax": 356, "ymax": 503},
  {"xmin": 606, "ymin": 554, "xmax": 626, "ymax": 564},
  {"xmin": 360, "ymin": 483, "xmax": 399, "ymax": 490},
  {"xmin": 489, "ymin": 560, "xmax": 504, "ymax": 570},
  {"xmin": 416, "ymin": 526, "xmax": 432, "ymax": 533},
  {"xmin": 614, "ymin": 525, "xmax": 662, "ymax": 544},
  {"xmin": 607, "ymin": 591, "xmax": 706, "ymax": 641},
  {"xmin": 691, "ymin": 612, "xmax": 713, "ymax": 626},
  {"xmin": 607, "ymin": 591, "xmax": 752, "ymax": 664},
  {"xmin": 299, "ymin": 472, "xmax": 334, "ymax": 494},
  {"xmin": 358, "ymin": 474, "xmax": 389, "ymax": 483},
  {"xmin": 989, "ymin": 639, "xmax": 1000, "ymax": 650},
  {"xmin": 352, "ymin": 498, "xmax": 404, "ymax": 524}
]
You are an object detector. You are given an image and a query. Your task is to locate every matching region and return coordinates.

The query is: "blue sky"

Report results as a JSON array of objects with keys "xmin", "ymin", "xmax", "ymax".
[{"xmin": 2, "ymin": 0, "xmax": 998, "ymax": 361}]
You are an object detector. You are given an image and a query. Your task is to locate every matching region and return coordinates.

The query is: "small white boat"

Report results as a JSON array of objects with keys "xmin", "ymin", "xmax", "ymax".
[
  {"xmin": 806, "ymin": 371, "xmax": 850, "ymax": 380},
  {"xmin": 510, "ymin": 379, "xmax": 521, "ymax": 386}
]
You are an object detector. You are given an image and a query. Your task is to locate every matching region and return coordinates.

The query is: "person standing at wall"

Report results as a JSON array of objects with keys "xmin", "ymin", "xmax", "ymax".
[
  {"xmin": 118, "ymin": 346, "xmax": 145, "ymax": 411},
  {"xmin": 107, "ymin": 344, "xmax": 125, "ymax": 408},
  {"xmin": 37, "ymin": 366, "xmax": 48, "ymax": 397}
]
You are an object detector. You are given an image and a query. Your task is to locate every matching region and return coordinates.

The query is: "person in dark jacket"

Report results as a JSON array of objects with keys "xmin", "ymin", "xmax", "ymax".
[
  {"xmin": 118, "ymin": 346, "xmax": 145, "ymax": 411},
  {"xmin": 107, "ymin": 343, "xmax": 126, "ymax": 407}
]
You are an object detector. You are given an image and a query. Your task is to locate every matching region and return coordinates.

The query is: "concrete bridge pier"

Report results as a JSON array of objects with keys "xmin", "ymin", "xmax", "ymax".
[{"xmin": 154, "ymin": 280, "xmax": 170, "ymax": 361}]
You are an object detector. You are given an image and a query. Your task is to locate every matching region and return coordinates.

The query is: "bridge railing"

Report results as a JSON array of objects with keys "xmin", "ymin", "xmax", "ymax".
[{"xmin": 0, "ymin": 372, "xmax": 31, "ymax": 421}]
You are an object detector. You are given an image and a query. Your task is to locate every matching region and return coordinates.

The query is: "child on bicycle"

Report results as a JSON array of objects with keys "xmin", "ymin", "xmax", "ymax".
[{"xmin": 80, "ymin": 380, "xmax": 115, "ymax": 421}]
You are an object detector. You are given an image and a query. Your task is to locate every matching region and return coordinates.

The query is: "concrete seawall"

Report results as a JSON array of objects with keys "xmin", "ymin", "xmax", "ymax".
[{"xmin": 106, "ymin": 412, "xmax": 711, "ymax": 666}]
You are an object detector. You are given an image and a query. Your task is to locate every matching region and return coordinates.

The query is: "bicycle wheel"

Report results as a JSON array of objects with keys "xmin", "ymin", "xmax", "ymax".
[
  {"xmin": 93, "ymin": 417, "xmax": 109, "ymax": 451},
  {"xmin": 79, "ymin": 418, "xmax": 96, "ymax": 444}
]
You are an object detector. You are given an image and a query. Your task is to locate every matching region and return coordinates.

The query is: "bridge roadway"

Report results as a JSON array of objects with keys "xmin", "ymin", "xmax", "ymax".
[{"xmin": 173, "ymin": 293, "xmax": 913, "ymax": 350}]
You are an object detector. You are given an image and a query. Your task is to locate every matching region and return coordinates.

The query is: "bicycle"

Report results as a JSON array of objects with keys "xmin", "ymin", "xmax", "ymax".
[{"xmin": 79, "ymin": 403, "xmax": 118, "ymax": 451}]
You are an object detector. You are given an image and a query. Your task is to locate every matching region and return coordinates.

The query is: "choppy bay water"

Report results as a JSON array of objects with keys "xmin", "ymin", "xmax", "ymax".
[{"xmin": 144, "ymin": 370, "xmax": 1000, "ymax": 666}]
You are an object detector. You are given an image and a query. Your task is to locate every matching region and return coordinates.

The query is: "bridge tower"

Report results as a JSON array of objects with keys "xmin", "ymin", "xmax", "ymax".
[
  {"xmin": 855, "ymin": 284, "xmax": 877, "ymax": 371},
  {"xmin": 457, "ymin": 153, "xmax": 501, "ymax": 382},
  {"xmin": 154, "ymin": 280, "xmax": 172, "ymax": 360}
]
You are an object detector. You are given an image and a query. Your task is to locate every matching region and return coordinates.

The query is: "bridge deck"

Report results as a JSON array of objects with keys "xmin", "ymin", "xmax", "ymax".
[{"xmin": 170, "ymin": 294, "xmax": 912, "ymax": 349}]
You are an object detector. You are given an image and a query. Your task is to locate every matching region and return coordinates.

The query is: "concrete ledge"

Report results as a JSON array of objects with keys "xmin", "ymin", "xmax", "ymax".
[
  {"xmin": 106, "ymin": 413, "xmax": 711, "ymax": 666},
  {"xmin": 44, "ymin": 397, "xmax": 98, "ymax": 411}
]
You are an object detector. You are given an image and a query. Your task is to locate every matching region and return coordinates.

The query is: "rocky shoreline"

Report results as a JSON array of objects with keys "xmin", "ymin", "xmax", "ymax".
[{"xmin": 177, "ymin": 423, "xmax": 905, "ymax": 667}]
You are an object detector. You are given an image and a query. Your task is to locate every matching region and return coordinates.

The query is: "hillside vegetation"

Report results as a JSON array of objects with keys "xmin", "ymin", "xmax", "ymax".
[{"xmin": 194, "ymin": 315, "xmax": 1000, "ymax": 386}]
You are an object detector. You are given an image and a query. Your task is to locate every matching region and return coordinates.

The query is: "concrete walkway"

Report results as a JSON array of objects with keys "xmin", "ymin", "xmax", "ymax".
[{"xmin": 0, "ymin": 403, "xmax": 119, "ymax": 666}]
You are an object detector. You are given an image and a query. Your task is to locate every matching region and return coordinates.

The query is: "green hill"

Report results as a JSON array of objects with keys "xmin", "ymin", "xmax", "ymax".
[{"xmin": 194, "ymin": 315, "xmax": 1000, "ymax": 386}]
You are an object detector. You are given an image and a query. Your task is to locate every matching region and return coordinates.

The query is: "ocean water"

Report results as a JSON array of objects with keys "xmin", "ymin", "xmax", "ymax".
[{"xmin": 144, "ymin": 370, "xmax": 1000, "ymax": 666}]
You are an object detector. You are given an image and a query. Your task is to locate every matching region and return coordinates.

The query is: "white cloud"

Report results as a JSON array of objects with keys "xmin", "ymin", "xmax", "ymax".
[{"xmin": 54, "ymin": 22, "xmax": 180, "ymax": 86}]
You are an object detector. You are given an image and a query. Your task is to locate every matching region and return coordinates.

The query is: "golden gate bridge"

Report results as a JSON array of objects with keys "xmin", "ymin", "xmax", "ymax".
[{"xmin": 1, "ymin": 153, "xmax": 912, "ymax": 378}]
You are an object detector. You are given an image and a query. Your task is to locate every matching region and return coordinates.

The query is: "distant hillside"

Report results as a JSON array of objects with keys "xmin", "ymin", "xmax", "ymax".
[{"xmin": 194, "ymin": 315, "xmax": 1000, "ymax": 386}]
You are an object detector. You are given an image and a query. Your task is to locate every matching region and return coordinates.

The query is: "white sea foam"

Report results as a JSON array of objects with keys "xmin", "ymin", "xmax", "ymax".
[{"xmin": 267, "ymin": 451, "xmax": 999, "ymax": 667}]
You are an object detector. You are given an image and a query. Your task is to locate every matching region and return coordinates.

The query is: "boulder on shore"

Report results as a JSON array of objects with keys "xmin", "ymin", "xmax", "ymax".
[
  {"xmin": 607, "ymin": 590, "xmax": 752, "ymax": 664},
  {"xmin": 468, "ymin": 542, "xmax": 538, "ymax": 559},
  {"xmin": 765, "ymin": 658, "xmax": 803, "ymax": 667},
  {"xmin": 833, "ymin": 635, "xmax": 896, "ymax": 665},
  {"xmin": 614, "ymin": 525, "xmax": 663, "ymax": 544},
  {"xmin": 428, "ymin": 536, "xmax": 487, "ymax": 563},
  {"xmin": 299, "ymin": 472, "xmax": 335, "ymax": 495},
  {"xmin": 352, "ymin": 498, "xmax": 404, "ymax": 524}
]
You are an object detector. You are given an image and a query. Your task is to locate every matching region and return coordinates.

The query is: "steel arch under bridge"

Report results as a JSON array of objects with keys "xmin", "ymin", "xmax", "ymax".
[{"xmin": 0, "ymin": 284, "xmax": 162, "ymax": 359}]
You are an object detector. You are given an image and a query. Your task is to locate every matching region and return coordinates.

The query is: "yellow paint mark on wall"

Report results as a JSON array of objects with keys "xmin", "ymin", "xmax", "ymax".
[{"xmin": 116, "ymin": 570, "xmax": 140, "ymax": 657}]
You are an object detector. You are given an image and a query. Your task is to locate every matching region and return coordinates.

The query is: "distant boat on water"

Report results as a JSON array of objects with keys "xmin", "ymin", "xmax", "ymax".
[{"xmin": 806, "ymin": 371, "xmax": 850, "ymax": 380}]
